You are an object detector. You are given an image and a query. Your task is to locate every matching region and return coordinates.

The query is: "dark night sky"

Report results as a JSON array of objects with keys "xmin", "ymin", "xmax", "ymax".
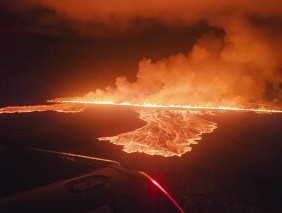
[
  {"xmin": 0, "ymin": 3, "xmax": 220, "ymax": 107},
  {"xmin": 0, "ymin": 1, "xmax": 281, "ymax": 107}
]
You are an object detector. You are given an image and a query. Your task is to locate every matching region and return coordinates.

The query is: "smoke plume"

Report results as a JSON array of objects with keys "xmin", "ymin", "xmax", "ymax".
[
  {"xmin": 3, "ymin": 0, "xmax": 282, "ymax": 106},
  {"xmin": 65, "ymin": 19, "xmax": 282, "ymax": 107}
]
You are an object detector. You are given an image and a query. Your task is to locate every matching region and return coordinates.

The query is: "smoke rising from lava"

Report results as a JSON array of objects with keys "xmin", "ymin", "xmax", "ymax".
[
  {"xmin": 59, "ymin": 22, "xmax": 282, "ymax": 107},
  {"xmin": 3, "ymin": 0, "xmax": 282, "ymax": 106}
]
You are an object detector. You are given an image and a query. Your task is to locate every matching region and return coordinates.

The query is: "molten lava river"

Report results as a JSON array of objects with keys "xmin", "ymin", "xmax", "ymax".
[
  {"xmin": 99, "ymin": 109, "xmax": 217, "ymax": 157},
  {"xmin": 0, "ymin": 102, "xmax": 281, "ymax": 157}
]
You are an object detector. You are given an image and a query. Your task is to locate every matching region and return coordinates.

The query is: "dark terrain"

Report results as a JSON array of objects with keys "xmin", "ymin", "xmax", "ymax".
[{"xmin": 0, "ymin": 106, "xmax": 281, "ymax": 212}]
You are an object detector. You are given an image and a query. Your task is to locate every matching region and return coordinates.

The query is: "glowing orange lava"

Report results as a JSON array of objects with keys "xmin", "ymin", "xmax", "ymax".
[
  {"xmin": 0, "ymin": 100, "xmax": 281, "ymax": 157},
  {"xmin": 99, "ymin": 109, "xmax": 217, "ymax": 157},
  {"xmin": 51, "ymin": 99, "xmax": 282, "ymax": 114},
  {"xmin": 0, "ymin": 103, "xmax": 86, "ymax": 114}
]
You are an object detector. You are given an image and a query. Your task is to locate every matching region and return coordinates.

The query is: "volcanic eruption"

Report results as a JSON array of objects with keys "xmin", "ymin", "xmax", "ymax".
[{"xmin": 1, "ymin": 0, "xmax": 282, "ymax": 157}]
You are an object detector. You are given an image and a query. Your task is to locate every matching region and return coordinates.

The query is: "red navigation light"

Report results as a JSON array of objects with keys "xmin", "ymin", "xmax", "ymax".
[{"xmin": 140, "ymin": 172, "xmax": 184, "ymax": 213}]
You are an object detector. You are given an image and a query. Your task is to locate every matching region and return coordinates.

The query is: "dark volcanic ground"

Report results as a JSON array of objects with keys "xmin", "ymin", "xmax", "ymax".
[{"xmin": 0, "ymin": 106, "xmax": 282, "ymax": 212}]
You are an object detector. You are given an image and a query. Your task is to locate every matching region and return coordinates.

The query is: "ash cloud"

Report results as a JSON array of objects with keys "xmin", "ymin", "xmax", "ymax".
[{"xmin": 3, "ymin": 0, "xmax": 282, "ymax": 106}]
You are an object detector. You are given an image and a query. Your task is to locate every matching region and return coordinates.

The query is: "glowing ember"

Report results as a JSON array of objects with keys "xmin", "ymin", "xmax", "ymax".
[{"xmin": 99, "ymin": 109, "xmax": 217, "ymax": 157}]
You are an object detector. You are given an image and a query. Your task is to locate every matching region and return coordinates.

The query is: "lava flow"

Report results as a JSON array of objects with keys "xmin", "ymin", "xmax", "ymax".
[
  {"xmin": 0, "ymin": 103, "xmax": 86, "ymax": 114},
  {"xmin": 0, "ymin": 101, "xmax": 281, "ymax": 157},
  {"xmin": 51, "ymin": 99, "xmax": 282, "ymax": 114},
  {"xmin": 99, "ymin": 109, "xmax": 217, "ymax": 157}
]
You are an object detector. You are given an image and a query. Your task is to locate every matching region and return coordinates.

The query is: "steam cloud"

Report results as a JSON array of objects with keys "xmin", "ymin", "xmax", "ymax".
[
  {"xmin": 69, "ymin": 19, "xmax": 282, "ymax": 107},
  {"xmin": 4, "ymin": 0, "xmax": 282, "ymax": 106},
  {"xmin": 81, "ymin": 22, "xmax": 281, "ymax": 106}
]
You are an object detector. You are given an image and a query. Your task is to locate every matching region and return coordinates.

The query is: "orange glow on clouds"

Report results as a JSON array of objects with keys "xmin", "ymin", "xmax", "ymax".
[{"xmin": 1, "ymin": 1, "xmax": 282, "ymax": 157}]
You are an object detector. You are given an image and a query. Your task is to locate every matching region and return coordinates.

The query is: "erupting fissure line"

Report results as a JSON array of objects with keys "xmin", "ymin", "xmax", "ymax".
[
  {"xmin": 0, "ymin": 99, "xmax": 281, "ymax": 157},
  {"xmin": 51, "ymin": 100, "xmax": 282, "ymax": 114}
]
